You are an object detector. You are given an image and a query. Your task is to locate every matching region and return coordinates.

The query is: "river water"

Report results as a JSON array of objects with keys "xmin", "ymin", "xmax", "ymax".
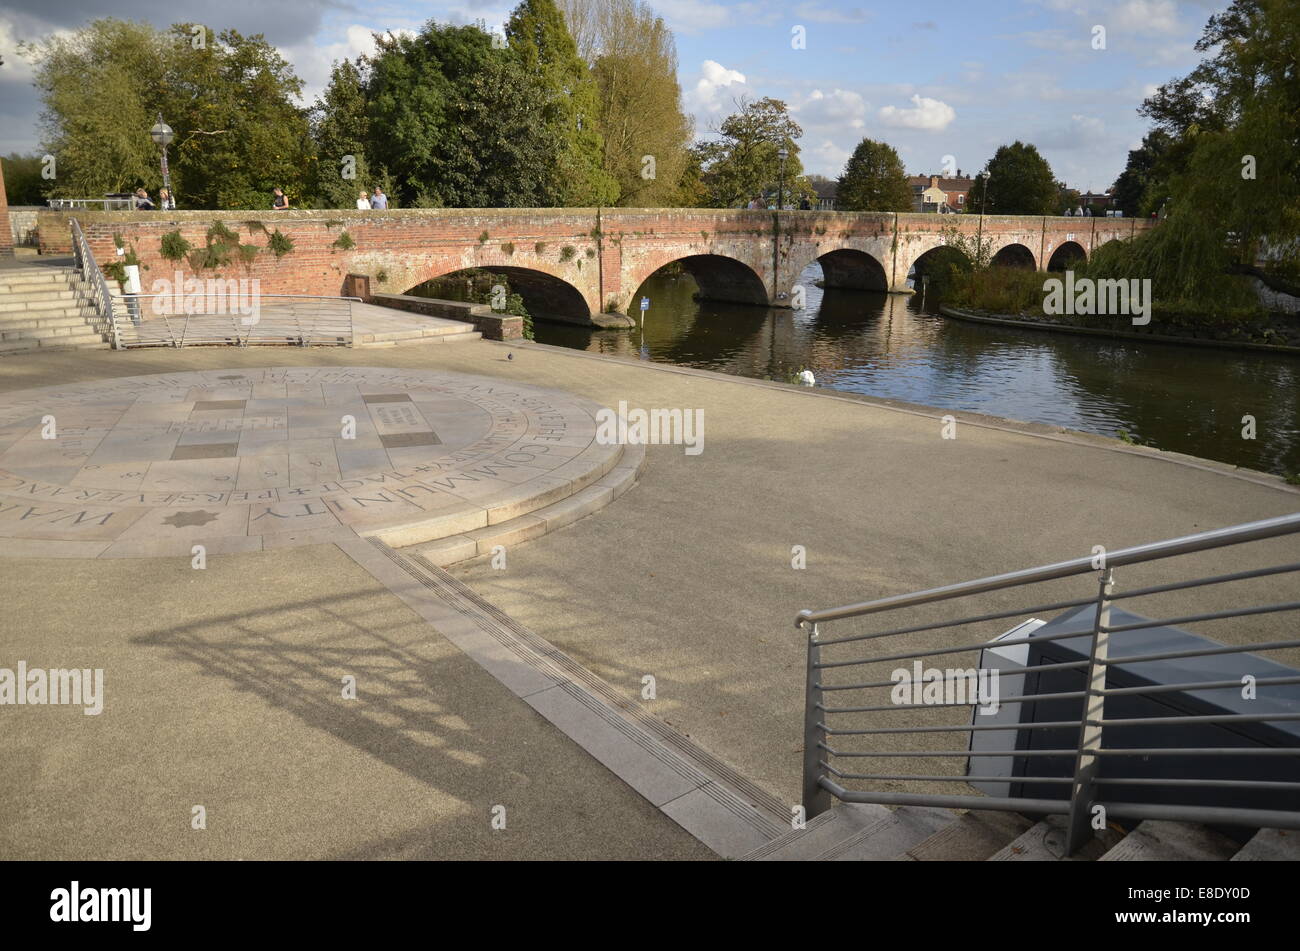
[{"xmin": 533, "ymin": 263, "xmax": 1300, "ymax": 478}]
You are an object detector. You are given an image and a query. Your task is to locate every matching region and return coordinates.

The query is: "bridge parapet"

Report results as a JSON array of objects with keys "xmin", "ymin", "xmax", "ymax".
[{"xmin": 34, "ymin": 208, "xmax": 1156, "ymax": 324}]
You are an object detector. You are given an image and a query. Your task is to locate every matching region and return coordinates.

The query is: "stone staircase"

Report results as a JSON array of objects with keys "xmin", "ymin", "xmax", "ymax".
[
  {"xmin": 0, "ymin": 265, "xmax": 109, "ymax": 355},
  {"xmin": 743, "ymin": 802, "xmax": 1300, "ymax": 861},
  {"xmin": 385, "ymin": 442, "xmax": 645, "ymax": 564},
  {"xmin": 352, "ymin": 321, "xmax": 482, "ymax": 348}
]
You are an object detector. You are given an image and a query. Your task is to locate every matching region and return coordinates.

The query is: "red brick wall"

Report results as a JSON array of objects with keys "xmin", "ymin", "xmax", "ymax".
[
  {"xmin": 0, "ymin": 158, "xmax": 13, "ymax": 257},
  {"xmin": 36, "ymin": 208, "xmax": 1158, "ymax": 314}
]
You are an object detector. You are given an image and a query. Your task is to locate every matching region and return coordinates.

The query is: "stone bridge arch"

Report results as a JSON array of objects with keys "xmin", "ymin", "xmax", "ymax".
[
  {"xmin": 895, "ymin": 227, "xmax": 1044, "ymax": 282},
  {"xmin": 622, "ymin": 252, "xmax": 770, "ymax": 309},
  {"xmin": 1046, "ymin": 240, "xmax": 1087, "ymax": 271},
  {"xmin": 990, "ymin": 243, "xmax": 1037, "ymax": 269},
  {"xmin": 789, "ymin": 248, "xmax": 891, "ymax": 292},
  {"xmin": 403, "ymin": 264, "xmax": 593, "ymax": 324}
]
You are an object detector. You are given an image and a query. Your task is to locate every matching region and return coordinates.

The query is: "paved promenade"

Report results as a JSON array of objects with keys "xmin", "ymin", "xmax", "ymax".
[{"xmin": 1, "ymin": 336, "xmax": 1296, "ymax": 857}]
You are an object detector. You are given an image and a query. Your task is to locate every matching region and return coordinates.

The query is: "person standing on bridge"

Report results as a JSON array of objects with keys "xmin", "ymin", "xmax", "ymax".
[
  {"xmin": 356, "ymin": 190, "xmax": 371, "ymax": 210},
  {"xmin": 271, "ymin": 188, "xmax": 290, "ymax": 211},
  {"xmin": 370, "ymin": 187, "xmax": 388, "ymax": 210}
]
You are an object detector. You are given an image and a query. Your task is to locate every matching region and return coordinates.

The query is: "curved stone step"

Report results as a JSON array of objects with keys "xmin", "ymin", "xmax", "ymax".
[
  {"xmin": 1231, "ymin": 828, "xmax": 1300, "ymax": 861},
  {"xmin": 897, "ymin": 809, "xmax": 1035, "ymax": 861},
  {"xmin": 1098, "ymin": 820, "xmax": 1239, "ymax": 861},
  {"xmin": 406, "ymin": 441, "xmax": 646, "ymax": 565}
]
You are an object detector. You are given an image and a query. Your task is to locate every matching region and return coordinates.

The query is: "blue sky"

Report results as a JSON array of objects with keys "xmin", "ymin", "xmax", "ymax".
[{"xmin": 0, "ymin": 0, "xmax": 1222, "ymax": 191}]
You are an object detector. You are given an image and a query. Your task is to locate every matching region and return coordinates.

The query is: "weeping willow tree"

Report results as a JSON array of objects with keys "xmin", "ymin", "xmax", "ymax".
[{"xmin": 1089, "ymin": 0, "xmax": 1300, "ymax": 314}]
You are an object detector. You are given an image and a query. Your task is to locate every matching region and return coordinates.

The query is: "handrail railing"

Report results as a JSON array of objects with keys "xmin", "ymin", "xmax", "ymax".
[
  {"xmin": 109, "ymin": 293, "xmax": 359, "ymax": 348},
  {"xmin": 49, "ymin": 198, "xmax": 137, "ymax": 211},
  {"xmin": 796, "ymin": 512, "xmax": 1300, "ymax": 854},
  {"xmin": 68, "ymin": 217, "xmax": 120, "ymax": 349}
]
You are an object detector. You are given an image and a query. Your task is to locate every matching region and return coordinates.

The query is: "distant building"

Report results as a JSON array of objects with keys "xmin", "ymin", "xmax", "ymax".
[
  {"xmin": 912, "ymin": 183, "xmax": 950, "ymax": 213},
  {"xmin": 812, "ymin": 180, "xmax": 838, "ymax": 210},
  {"xmin": 1080, "ymin": 190, "xmax": 1117, "ymax": 214},
  {"xmin": 908, "ymin": 172, "xmax": 973, "ymax": 213}
]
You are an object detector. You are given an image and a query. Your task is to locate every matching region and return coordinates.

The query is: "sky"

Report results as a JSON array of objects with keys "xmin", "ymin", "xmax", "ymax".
[{"xmin": 0, "ymin": 0, "xmax": 1225, "ymax": 192}]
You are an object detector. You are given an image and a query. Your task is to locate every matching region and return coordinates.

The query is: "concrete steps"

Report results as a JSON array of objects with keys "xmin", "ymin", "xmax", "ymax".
[
  {"xmin": 741, "ymin": 801, "xmax": 1283, "ymax": 861},
  {"xmin": 0, "ymin": 264, "xmax": 108, "ymax": 354},
  {"xmin": 1098, "ymin": 820, "xmax": 1239, "ymax": 861},
  {"xmin": 1231, "ymin": 828, "xmax": 1300, "ymax": 861},
  {"xmin": 743, "ymin": 804, "xmax": 955, "ymax": 860},
  {"xmin": 404, "ymin": 442, "xmax": 645, "ymax": 565},
  {"xmin": 354, "ymin": 322, "xmax": 482, "ymax": 348},
  {"xmin": 896, "ymin": 809, "xmax": 1035, "ymax": 861}
]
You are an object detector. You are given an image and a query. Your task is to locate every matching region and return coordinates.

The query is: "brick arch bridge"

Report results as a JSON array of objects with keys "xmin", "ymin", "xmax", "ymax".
[{"xmin": 50, "ymin": 208, "xmax": 1154, "ymax": 327}]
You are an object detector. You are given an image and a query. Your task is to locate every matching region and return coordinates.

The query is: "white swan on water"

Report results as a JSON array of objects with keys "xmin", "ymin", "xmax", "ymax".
[{"xmin": 797, "ymin": 369, "xmax": 816, "ymax": 386}]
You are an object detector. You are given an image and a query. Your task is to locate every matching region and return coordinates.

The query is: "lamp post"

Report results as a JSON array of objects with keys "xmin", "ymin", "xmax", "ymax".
[
  {"xmin": 150, "ymin": 114, "xmax": 174, "ymax": 202},
  {"xmin": 777, "ymin": 146, "xmax": 789, "ymax": 210}
]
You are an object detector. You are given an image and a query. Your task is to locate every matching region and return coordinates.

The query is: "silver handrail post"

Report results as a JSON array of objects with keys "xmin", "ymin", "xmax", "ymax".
[
  {"xmin": 802, "ymin": 621, "xmax": 833, "ymax": 820},
  {"xmin": 69, "ymin": 217, "xmax": 120, "ymax": 349},
  {"xmin": 1065, "ymin": 566, "xmax": 1114, "ymax": 854}
]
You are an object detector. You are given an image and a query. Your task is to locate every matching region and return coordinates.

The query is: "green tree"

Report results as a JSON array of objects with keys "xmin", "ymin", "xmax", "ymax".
[
  {"xmin": 436, "ymin": 52, "xmax": 566, "ymax": 206},
  {"xmin": 973, "ymin": 141, "xmax": 1058, "ymax": 215},
  {"xmin": 164, "ymin": 25, "xmax": 316, "ymax": 209},
  {"xmin": 312, "ymin": 59, "xmax": 375, "ymax": 208},
  {"xmin": 693, "ymin": 97, "xmax": 803, "ymax": 208},
  {"xmin": 1, "ymin": 154, "xmax": 50, "ymax": 205},
  {"xmin": 1089, "ymin": 0, "xmax": 1300, "ymax": 308},
  {"xmin": 1110, "ymin": 130, "xmax": 1173, "ymax": 218},
  {"xmin": 836, "ymin": 138, "xmax": 911, "ymax": 212},
  {"xmin": 585, "ymin": 0, "xmax": 693, "ymax": 206},
  {"xmin": 1057, "ymin": 184, "xmax": 1081, "ymax": 214},
  {"xmin": 24, "ymin": 19, "xmax": 314, "ymax": 208},
  {"xmin": 507, "ymin": 0, "xmax": 616, "ymax": 205},
  {"xmin": 365, "ymin": 22, "xmax": 565, "ymax": 207},
  {"xmin": 25, "ymin": 19, "xmax": 169, "ymax": 198}
]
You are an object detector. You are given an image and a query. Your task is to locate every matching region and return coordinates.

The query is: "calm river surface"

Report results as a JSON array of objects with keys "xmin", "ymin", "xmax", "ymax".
[{"xmin": 534, "ymin": 263, "xmax": 1300, "ymax": 478}]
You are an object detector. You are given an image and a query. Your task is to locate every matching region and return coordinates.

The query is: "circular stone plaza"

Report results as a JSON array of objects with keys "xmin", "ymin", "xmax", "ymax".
[
  {"xmin": 0, "ymin": 367, "xmax": 633, "ymax": 560},
  {"xmin": 2, "ymin": 302, "xmax": 1298, "ymax": 863}
]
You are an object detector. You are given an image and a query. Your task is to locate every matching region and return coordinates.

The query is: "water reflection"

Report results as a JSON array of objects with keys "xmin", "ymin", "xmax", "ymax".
[{"xmin": 534, "ymin": 263, "xmax": 1300, "ymax": 477}]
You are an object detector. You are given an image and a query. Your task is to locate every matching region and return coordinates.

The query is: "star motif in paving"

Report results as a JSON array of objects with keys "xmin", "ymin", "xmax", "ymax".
[{"xmin": 162, "ymin": 510, "xmax": 220, "ymax": 528}]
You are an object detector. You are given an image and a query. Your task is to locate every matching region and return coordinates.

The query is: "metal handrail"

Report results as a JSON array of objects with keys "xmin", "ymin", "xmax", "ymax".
[
  {"xmin": 68, "ymin": 217, "xmax": 120, "ymax": 349},
  {"xmin": 796, "ymin": 512, "xmax": 1300, "ymax": 855},
  {"xmin": 49, "ymin": 198, "xmax": 138, "ymax": 211},
  {"xmin": 797, "ymin": 513, "xmax": 1300, "ymax": 626},
  {"xmin": 110, "ymin": 293, "xmax": 359, "ymax": 348}
]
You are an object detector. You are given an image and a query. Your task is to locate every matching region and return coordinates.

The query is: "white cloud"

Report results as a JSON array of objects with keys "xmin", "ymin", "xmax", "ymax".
[
  {"xmin": 687, "ymin": 59, "xmax": 749, "ymax": 115},
  {"xmin": 278, "ymin": 24, "xmax": 416, "ymax": 105},
  {"xmin": 793, "ymin": 4, "xmax": 872, "ymax": 24},
  {"xmin": 794, "ymin": 88, "xmax": 868, "ymax": 130},
  {"xmin": 805, "ymin": 138, "xmax": 852, "ymax": 177},
  {"xmin": 1109, "ymin": 0, "xmax": 1181, "ymax": 36},
  {"xmin": 878, "ymin": 95, "xmax": 956, "ymax": 132},
  {"xmin": 653, "ymin": 0, "xmax": 734, "ymax": 34}
]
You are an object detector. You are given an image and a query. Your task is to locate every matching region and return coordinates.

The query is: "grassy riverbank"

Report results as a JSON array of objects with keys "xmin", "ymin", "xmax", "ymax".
[{"xmin": 942, "ymin": 267, "xmax": 1300, "ymax": 347}]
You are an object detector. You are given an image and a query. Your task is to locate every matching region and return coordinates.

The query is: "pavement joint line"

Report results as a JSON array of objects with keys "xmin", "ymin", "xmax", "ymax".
[
  {"xmin": 492, "ymin": 337, "xmax": 1300, "ymax": 495},
  {"xmin": 337, "ymin": 533, "xmax": 788, "ymax": 854},
  {"xmin": 407, "ymin": 547, "xmax": 789, "ymax": 824}
]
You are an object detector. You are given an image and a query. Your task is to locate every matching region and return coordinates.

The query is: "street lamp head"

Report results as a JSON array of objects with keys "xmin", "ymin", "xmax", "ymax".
[
  {"xmin": 777, "ymin": 147, "xmax": 789, "ymax": 161},
  {"xmin": 150, "ymin": 120, "xmax": 174, "ymax": 147}
]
